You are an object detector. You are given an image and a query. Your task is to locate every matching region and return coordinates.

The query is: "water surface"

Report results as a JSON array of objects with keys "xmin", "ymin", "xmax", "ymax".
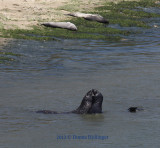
[{"xmin": 0, "ymin": 21, "xmax": 160, "ymax": 148}]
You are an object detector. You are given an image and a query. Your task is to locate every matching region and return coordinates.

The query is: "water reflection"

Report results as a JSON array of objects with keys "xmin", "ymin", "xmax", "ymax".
[{"xmin": 81, "ymin": 114, "xmax": 105, "ymax": 123}]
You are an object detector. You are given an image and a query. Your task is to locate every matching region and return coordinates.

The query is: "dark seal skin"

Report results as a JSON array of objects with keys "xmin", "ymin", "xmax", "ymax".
[
  {"xmin": 88, "ymin": 89, "xmax": 103, "ymax": 114},
  {"xmin": 128, "ymin": 107, "xmax": 144, "ymax": 113},
  {"xmin": 36, "ymin": 89, "xmax": 103, "ymax": 114}
]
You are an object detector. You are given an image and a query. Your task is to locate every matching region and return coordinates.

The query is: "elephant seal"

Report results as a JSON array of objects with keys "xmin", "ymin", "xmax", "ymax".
[
  {"xmin": 67, "ymin": 12, "xmax": 109, "ymax": 24},
  {"xmin": 36, "ymin": 89, "xmax": 103, "ymax": 114},
  {"xmin": 41, "ymin": 22, "xmax": 77, "ymax": 31}
]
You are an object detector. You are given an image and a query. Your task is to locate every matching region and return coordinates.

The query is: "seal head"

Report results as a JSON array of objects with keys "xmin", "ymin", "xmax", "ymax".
[{"xmin": 88, "ymin": 89, "xmax": 103, "ymax": 113}]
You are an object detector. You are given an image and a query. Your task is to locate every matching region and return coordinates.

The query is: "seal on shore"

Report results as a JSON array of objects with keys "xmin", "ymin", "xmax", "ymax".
[
  {"xmin": 41, "ymin": 22, "xmax": 77, "ymax": 31},
  {"xmin": 36, "ymin": 89, "xmax": 103, "ymax": 114},
  {"xmin": 67, "ymin": 12, "xmax": 109, "ymax": 24}
]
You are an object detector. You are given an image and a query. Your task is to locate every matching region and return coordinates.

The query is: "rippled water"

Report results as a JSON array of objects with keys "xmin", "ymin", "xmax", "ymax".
[{"xmin": 0, "ymin": 20, "xmax": 160, "ymax": 147}]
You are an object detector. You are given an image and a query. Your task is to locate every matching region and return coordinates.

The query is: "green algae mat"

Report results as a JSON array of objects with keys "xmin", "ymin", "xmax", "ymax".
[
  {"xmin": 0, "ymin": 0, "xmax": 160, "ymax": 41},
  {"xmin": 0, "ymin": 51, "xmax": 22, "ymax": 64}
]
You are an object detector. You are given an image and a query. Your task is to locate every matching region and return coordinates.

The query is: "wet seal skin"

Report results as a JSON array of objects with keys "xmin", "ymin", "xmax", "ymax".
[
  {"xmin": 36, "ymin": 89, "xmax": 103, "ymax": 114},
  {"xmin": 128, "ymin": 107, "xmax": 144, "ymax": 113}
]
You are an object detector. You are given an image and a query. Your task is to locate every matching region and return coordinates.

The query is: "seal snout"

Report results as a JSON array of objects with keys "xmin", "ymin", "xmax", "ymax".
[
  {"xmin": 90, "ymin": 89, "xmax": 98, "ymax": 103},
  {"xmin": 91, "ymin": 89, "xmax": 98, "ymax": 96}
]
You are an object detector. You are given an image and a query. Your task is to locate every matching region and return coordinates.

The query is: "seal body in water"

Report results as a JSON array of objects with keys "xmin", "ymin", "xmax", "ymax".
[
  {"xmin": 128, "ymin": 107, "xmax": 144, "ymax": 112},
  {"xmin": 36, "ymin": 89, "xmax": 103, "ymax": 114}
]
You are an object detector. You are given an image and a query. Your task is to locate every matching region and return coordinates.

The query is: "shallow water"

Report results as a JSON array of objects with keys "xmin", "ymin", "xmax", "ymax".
[{"xmin": 0, "ymin": 20, "xmax": 160, "ymax": 147}]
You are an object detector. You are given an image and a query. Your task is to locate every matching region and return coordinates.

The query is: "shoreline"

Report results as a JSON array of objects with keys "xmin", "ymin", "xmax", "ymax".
[
  {"xmin": 0, "ymin": 0, "xmax": 130, "ymax": 46},
  {"xmin": 0, "ymin": 0, "xmax": 159, "ymax": 63},
  {"xmin": 0, "ymin": 0, "xmax": 138, "ymax": 30},
  {"xmin": 0, "ymin": 0, "xmax": 107, "ymax": 46},
  {"xmin": 0, "ymin": 0, "xmax": 113, "ymax": 46},
  {"xmin": 0, "ymin": 0, "xmax": 159, "ymax": 43},
  {"xmin": 0, "ymin": 0, "xmax": 106, "ymax": 30}
]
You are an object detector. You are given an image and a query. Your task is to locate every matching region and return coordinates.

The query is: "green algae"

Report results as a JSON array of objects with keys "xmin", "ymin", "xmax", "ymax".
[
  {"xmin": 96, "ymin": 0, "xmax": 160, "ymax": 28},
  {"xmin": 0, "ymin": 51, "xmax": 22, "ymax": 64},
  {"xmin": 0, "ymin": 28, "xmax": 56, "ymax": 41},
  {"xmin": 0, "ymin": 25, "xmax": 122, "ymax": 41},
  {"xmin": 97, "ymin": 0, "xmax": 160, "ymax": 11},
  {"xmin": 0, "ymin": 56, "xmax": 14, "ymax": 63},
  {"xmin": 0, "ymin": 51, "xmax": 21, "ymax": 56},
  {"xmin": 0, "ymin": 55, "xmax": 14, "ymax": 64},
  {"xmin": 0, "ymin": 0, "xmax": 160, "ymax": 41}
]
